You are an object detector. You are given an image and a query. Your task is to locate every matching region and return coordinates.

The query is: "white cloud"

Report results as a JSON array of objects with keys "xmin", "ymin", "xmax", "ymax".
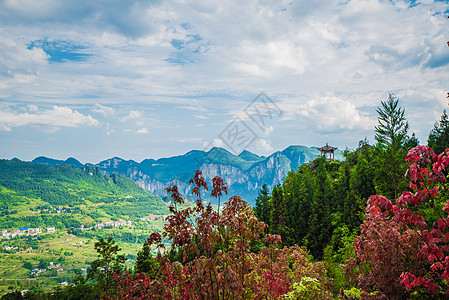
[
  {"xmin": 120, "ymin": 110, "xmax": 143, "ymax": 122},
  {"xmin": 297, "ymin": 97, "xmax": 375, "ymax": 132},
  {"xmin": 136, "ymin": 127, "xmax": 149, "ymax": 134},
  {"xmin": 27, "ymin": 104, "xmax": 39, "ymax": 111},
  {"xmin": 203, "ymin": 138, "xmax": 224, "ymax": 150},
  {"xmin": 0, "ymin": 105, "xmax": 99, "ymax": 131},
  {"xmin": 253, "ymin": 138, "xmax": 274, "ymax": 156},
  {"xmin": 93, "ymin": 103, "xmax": 115, "ymax": 116},
  {"xmin": 0, "ymin": 34, "xmax": 48, "ymax": 89},
  {"xmin": 264, "ymin": 125, "xmax": 274, "ymax": 136},
  {"xmin": 234, "ymin": 40, "xmax": 308, "ymax": 77}
]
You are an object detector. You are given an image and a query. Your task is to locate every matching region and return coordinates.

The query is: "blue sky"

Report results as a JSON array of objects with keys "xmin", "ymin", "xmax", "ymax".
[{"xmin": 0, "ymin": 0, "xmax": 448, "ymax": 163}]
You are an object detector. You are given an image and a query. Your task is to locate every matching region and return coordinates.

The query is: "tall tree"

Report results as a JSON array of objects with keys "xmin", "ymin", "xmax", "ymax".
[
  {"xmin": 283, "ymin": 164, "xmax": 316, "ymax": 247},
  {"xmin": 346, "ymin": 152, "xmax": 375, "ymax": 230},
  {"xmin": 428, "ymin": 110, "xmax": 449, "ymax": 155},
  {"xmin": 270, "ymin": 185, "xmax": 289, "ymax": 244},
  {"xmin": 88, "ymin": 237, "xmax": 126, "ymax": 295},
  {"xmin": 374, "ymin": 93, "xmax": 409, "ymax": 199},
  {"xmin": 404, "ymin": 132, "xmax": 419, "ymax": 150},
  {"xmin": 307, "ymin": 158, "xmax": 333, "ymax": 260},
  {"xmin": 254, "ymin": 183, "xmax": 271, "ymax": 227}
]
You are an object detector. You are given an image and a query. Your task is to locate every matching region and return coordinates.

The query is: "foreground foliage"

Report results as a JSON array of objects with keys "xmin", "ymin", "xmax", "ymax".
[
  {"xmin": 345, "ymin": 146, "xmax": 449, "ymax": 299},
  {"xmin": 108, "ymin": 171, "xmax": 333, "ymax": 299}
]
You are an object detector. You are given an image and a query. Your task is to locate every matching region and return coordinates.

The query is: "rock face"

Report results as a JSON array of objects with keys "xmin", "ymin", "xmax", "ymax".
[
  {"xmin": 31, "ymin": 145, "xmax": 342, "ymax": 205},
  {"xmin": 93, "ymin": 145, "xmax": 340, "ymax": 205}
]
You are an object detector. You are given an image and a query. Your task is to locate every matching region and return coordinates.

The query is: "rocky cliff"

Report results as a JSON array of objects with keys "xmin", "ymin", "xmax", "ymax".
[{"xmin": 92, "ymin": 145, "xmax": 341, "ymax": 205}]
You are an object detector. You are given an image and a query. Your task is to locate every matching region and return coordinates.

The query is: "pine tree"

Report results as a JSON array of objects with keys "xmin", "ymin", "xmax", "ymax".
[
  {"xmin": 346, "ymin": 153, "xmax": 375, "ymax": 230},
  {"xmin": 428, "ymin": 110, "xmax": 449, "ymax": 155},
  {"xmin": 270, "ymin": 185, "xmax": 289, "ymax": 243},
  {"xmin": 254, "ymin": 183, "xmax": 271, "ymax": 227},
  {"xmin": 307, "ymin": 158, "xmax": 333, "ymax": 260},
  {"xmin": 135, "ymin": 241, "xmax": 159, "ymax": 278},
  {"xmin": 374, "ymin": 93, "xmax": 409, "ymax": 200}
]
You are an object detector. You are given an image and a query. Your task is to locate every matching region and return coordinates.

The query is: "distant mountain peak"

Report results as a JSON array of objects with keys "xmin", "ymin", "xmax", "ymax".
[
  {"xmin": 32, "ymin": 156, "xmax": 83, "ymax": 167},
  {"xmin": 238, "ymin": 150, "xmax": 263, "ymax": 162}
]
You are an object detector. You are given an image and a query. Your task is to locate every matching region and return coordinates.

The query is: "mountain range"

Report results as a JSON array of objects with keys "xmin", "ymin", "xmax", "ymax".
[{"xmin": 31, "ymin": 145, "xmax": 342, "ymax": 205}]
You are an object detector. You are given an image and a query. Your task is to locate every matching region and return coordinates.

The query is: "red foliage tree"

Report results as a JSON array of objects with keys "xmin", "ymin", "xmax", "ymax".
[
  {"xmin": 345, "ymin": 146, "xmax": 449, "ymax": 298},
  {"xmin": 107, "ymin": 171, "xmax": 333, "ymax": 299}
]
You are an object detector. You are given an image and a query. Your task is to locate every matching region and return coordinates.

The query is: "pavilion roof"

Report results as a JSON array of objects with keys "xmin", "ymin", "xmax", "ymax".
[{"xmin": 317, "ymin": 143, "xmax": 338, "ymax": 152}]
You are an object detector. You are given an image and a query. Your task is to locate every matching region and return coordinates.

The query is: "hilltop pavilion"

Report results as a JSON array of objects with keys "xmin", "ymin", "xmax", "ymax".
[{"xmin": 317, "ymin": 143, "xmax": 338, "ymax": 161}]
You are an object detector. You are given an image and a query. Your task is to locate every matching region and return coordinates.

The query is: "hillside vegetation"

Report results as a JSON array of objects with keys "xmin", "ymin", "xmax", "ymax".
[
  {"xmin": 0, "ymin": 160, "xmax": 168, "ymax": 229},
  {"xmin": 0, "ymin": 160, "xmax": 168, "ymax": 295}
]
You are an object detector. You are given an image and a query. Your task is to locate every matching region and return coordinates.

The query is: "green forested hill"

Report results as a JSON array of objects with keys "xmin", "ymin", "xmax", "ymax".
[
  {"xmin": 0, "ymin": 159, "xmax": 168, "ymax": 229},
  {"xmin": 0, "ymin": 159, "xmax": 169, "ymax": 295}
]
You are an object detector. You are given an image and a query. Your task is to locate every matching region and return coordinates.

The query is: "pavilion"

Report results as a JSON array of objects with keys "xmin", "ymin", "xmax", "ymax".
[{"xmin": 317, "ymin": 143, "xmax": 338, "ymax": 161}]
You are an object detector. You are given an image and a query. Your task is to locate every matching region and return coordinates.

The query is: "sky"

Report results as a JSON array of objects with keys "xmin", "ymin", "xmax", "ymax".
[{"xmin": 0, "ymin": 0, "xmax": 448, "ymax": 164}]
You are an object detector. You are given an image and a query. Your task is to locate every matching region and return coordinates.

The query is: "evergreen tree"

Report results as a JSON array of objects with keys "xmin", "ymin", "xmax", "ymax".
[
  {"xmin": 254, "ymin": 183, "xmax": 271, "ymax": 227},
  {"xmin": 270, "ymin": 185, "xmax": 289, "ymax": 243},
  {"xmin": 374, "ymin": 93, "xmax": 409, "ymax": 200},
  {"xmin": 282, "ymin": 164, "xmax": 316, "ymax": 247},
  {"xmin": 282, "ymin": 169, "xmax": 302, "ymax": 246},
  {"xmin": 134, "ymin": 241, "xmax": 159, "ymax": 278},
  {"xmin": 88, "ymin": 237, "xmax": 126, "ymax": 295},
  {"xmin": 346, "ymin": 152, "xmax": 375, "ymax": 231},
  {"xmin": 404, "ymin": 132, "xmax": 419, "ymax": 150},
  {"xmin": 307, "ymin": 158, "xmax": 333, "ymax": 260},
  {"xmin": 428, "ymin": 110, "xmax": 449, "ymax": 155}
]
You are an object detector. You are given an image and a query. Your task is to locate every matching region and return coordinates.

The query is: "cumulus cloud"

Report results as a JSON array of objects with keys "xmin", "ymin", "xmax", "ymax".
[
  {"xmin": 203, "ymin": 138, "xmax": 224, "ymax": 150},
  {"xmin": 253, "ymin": 138, "xmax": 274, "ymax": 156},
  {"xmin": 234, "ymin": 40, "xmax": 308, "ymax": 77},
  {"xmin": 297, "ymin": 97, "xmax": 375, "ymax": 132},
  {"xmin": 136, "ymin": 127, "xmax": 149, "ymax": 134},
  {"xmin": 0, "ymin": 105, "xmax": 99, "ymax": 131},
  {"xmin": 120, "ymin": 110, "xmax": 143, "ymax": 122},
  {"xmin": 0, "ymin": 0, "xmax": 159, "ymax": 38},
  {"xmin": 93, "ymin": 103, "xmax": 115, "ymax": 116},
  {"xmin": 0, "ymin": 35, "xmax": 47, "ymax": 81}
]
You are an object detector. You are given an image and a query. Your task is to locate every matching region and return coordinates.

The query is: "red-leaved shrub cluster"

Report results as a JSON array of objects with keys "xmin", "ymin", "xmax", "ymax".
[
  {"xmin": 106, "ymin": 170, "xmax": 333, "ymax": 299},
  {"xmin": 345, "ymin": 146, "xmax": 449, "ymax": 299}
]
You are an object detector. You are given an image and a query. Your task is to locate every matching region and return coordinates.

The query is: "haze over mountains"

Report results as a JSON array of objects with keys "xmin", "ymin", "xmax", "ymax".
[{"xmin": 31, "ymin": 145, "xmax": 342, "ymax": 204}]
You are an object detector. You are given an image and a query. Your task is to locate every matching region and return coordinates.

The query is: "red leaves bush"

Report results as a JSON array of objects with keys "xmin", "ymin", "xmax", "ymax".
[
  {"xmin": 345, "ymin": 146, "xmax": 449, "ymax": 298},
  {"xmin": 107, "ymin": 171, "xmax": 332, "ymax": 299}
]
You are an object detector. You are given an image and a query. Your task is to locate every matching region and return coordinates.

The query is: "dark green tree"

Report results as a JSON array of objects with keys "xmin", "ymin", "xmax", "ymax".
[
  {"xmin": 22, "ymin": 262, "xmax": 33, "ymax": 270},
  {"xmin": 270, "ymin": 185, "xmax": 290, "ymax": 243},
  {"xmin": 374, "ymin": 93, "xmax": 409, "ymax": 200},
  {"xmin": 307, "ymin": 158, "xmax": 333, "ymax": 260},
  {"xmin": 404, "ymin": 132, "xmax": 419, "ymax": 150},
  {"xmin": 282, "ymin": 169, "xmax": 301, "ymax": 246},
  {"xmin": 134, "ymin": 241, "xmax": 159, "ymax": 278},
  {"xmin": 88, "ymin": 237, "xmax": 126, "ymax": 295},
  {"xmin": 253, "ymin": 183, "xmax": 271, "ymax": 227},
  {"xmin": 286, "ymin": 164, "xmax": 315, "ymax": 247},
  {"xmin": 345, "ymin": 152, "xmax": 375, "ymax": 230},
  {"xmin": 428, "ymin": 110, "xmax": 449, "ymax": 155}
]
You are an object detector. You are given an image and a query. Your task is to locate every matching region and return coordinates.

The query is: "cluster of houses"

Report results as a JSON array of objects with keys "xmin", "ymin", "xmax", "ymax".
[
  {"xmin": 39, "ymin": 206, "xmax": 71, "ymax": 214},
  {"xmin": 30, "ymin": 262, "xmax": 63, "ymax": 276},
  {"xmin": 95, "ymin": 220, "xmax": 132, "ymax": 229},
  {"xmin": 1, "ymin": 227, "xmax": 56, "ymax": 239},
  {"xmin": 141, "ymin": 214, "xmax": 168, "ymax": 222},
  {"xmin": 3, "ymin": 245, "xmax": 18, "ymax": 251}
]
